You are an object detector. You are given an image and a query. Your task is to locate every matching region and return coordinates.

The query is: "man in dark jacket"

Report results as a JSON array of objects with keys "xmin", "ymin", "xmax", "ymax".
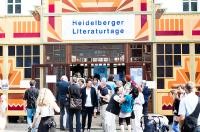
[
  {"xmin": 141, "ymin": 80, "xmax": 151, "ymax": 127},
  {"xmin": 56, "ymin": 75, "xmax": 69, "ymax": 130},
  {"xmin": 142, "ymin": 80, "xmax": 151, "ymax": 116},
  {"xmin": 23, "ymin": 80, "xmax": 39, "ymax": 132},
  {"xmin": 81, "ymin": 79, "xmax": 98, "ymax": 132}
]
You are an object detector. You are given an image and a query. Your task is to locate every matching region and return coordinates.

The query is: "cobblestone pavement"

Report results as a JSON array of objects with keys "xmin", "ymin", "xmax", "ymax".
[
  {"xmin": 2, "ymin": 114, "xmax": 172, "ymax": 132},
  {"xmin": 3, "ymin": 115, "xmax": 106, "ymax": 132}
]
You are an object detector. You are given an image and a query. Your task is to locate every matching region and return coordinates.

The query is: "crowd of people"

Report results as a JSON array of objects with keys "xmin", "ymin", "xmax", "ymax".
[
  {"xmin": 0, "ymin": 74, "xmax": 151, "ymax": 132},
  {"xmin": 54, "ymin": 74, "xmax": 151, "ymax": 132},
  {"xmin": 2, "ymin": 73, "xmax": 200, "ymax": 132}
]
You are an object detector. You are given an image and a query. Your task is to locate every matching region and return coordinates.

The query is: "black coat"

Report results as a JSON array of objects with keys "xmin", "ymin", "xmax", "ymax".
[{"xmin": 81, "ymin": 87, "xmax": 98, "ymax": 108}]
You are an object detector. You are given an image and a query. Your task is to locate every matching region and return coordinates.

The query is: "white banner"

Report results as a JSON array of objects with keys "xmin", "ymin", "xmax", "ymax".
[{"xmin": 62, "ymin": 14, "xmax": 135, "ymax": 40}]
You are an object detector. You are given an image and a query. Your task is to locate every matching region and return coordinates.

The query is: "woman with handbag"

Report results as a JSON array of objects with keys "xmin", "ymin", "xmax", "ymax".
[{"xmin": 32, "ymin": 88, "xmax": 60, "ymax": 132}]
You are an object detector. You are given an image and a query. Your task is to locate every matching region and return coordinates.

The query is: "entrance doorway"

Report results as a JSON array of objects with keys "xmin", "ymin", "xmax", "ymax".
[
  {"xmin": 70, "ymin": 63, "xmax": 126, "ymax": 81},
  {"xmin": 31, "ymin": 63, "xmax": 126, "ymax": 94}
]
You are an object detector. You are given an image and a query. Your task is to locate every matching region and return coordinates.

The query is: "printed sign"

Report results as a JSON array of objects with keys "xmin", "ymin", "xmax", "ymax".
[
  {"xmin": 62, "ymin": 14, "xmax": 135, "ymax": 40},
  {"xmin": 130, "ymin": 68, "xmax": 143, "ymax": 85},
  {"xmin": 46, "ymin": 75, "xmax": 57, "ymax": 83}
]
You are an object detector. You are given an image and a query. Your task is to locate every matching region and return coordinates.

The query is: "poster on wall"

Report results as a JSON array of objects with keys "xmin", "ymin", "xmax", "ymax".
[
  {"xmin": 46, "ymin": 75, "xmax": 57, "ymax": 83},
  {"xmin": 130, "ymin": 68, "xmax": 143, "ymax": 85},
  {"xmin": 93, "ymin": 66, "xmax": 107, "ymax": 80}
]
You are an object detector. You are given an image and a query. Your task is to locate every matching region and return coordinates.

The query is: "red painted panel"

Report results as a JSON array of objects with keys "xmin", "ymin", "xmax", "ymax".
[
  {"xmin": 141, "ymin": 3, "xmax": 147, "ymax": 11},
  {"xmin": 49, "ymin": 4, "xmax": 55, "ymax": 13},
  {"xmin": 0, "ymin": 33, "xmax": 5, "ymax": 38},
  {"xmin": 156, "ymin": 31, "xmax": 183, "ymax": 36},
  {"xmin": 8, "ymin": 105, "xmax": 24, "ymax": 110},
  {"xmin": 49, "ymin": 16, "xmax": 55, "ymax": 29},
  {"xmin": 13, "ymin": 33, "xmax": 40, "ymax": 38},
  {"xmin": 192, "ymin": 30, "xmax": 200, "ymax": 35},
  {"xmin": 141, "ymin": 15, "xmax": 147, "ymax": 28}
]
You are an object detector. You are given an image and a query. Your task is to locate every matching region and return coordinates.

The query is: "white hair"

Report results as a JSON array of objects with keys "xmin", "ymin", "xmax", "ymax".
[{"xmin": 61, "ymin": 75, "xmax": 68, "ymax": 82}]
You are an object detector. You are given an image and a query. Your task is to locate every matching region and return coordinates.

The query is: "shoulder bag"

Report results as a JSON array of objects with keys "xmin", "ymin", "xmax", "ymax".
[{"xmin": 69, "ymin": 85, "xmax": 82, "ymax": 110}]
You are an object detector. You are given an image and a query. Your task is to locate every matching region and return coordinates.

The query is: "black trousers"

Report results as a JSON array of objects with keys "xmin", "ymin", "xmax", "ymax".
[
  {"xmin": 143, "ymin": 102, "xmax": 149, "ymax": 127},
  {"xmin": 82, "ymin": 106, "xmax": 94, "ymax": 130},
  {"xmin": 119, "ymin": 117, "xmax": 131, "ymax": 125}
]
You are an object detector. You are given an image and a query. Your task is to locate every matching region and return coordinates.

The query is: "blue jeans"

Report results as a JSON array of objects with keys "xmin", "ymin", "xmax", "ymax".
[
  {"xmin": 172, "ymin": 121, "xmax": 179, "ymax": 132},
  {"xmin": 27, "ymin": 108, "xmax": 36, "ymax": 127},
  {"xmin": 68, "ymin": 109, "xmax": 81, "ymax": 132}
]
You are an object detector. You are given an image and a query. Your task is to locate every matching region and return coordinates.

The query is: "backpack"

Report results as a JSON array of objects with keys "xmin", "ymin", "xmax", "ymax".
[
  {"xmin": 27, "ymin": 88, "xmax": 38, "ymax": 108},
  {"xmin": 181, "ymin": 97, "xmax": 200, "ymax": 132}
]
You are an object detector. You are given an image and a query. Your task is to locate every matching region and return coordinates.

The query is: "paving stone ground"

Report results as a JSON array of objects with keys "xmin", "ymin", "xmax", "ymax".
[
  {"xmin": 2, "ymin": 114, "xmax": 172, "ymax": 132},
  {"xmin": 3, "ymin": 115, "xmax": 108, "ymax": 132}
]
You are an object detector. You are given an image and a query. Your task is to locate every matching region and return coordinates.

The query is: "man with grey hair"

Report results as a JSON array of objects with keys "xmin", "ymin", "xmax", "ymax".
[
  {"xmin": 98, "ymin": 77, "xmax": 110, "ymax": 130},
  {"xmin": 56, "ymin": 75, "xmax": 69, "ymax": 130},
  {"xmin": 178, "ymin": 82, "xmax": 200, "ymax": 131}
]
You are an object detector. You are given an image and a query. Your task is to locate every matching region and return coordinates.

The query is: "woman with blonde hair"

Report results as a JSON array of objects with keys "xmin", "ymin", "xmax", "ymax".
[{"xmin": 32, "ymin": 88, "xmax": 60, "ymax": 132}]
